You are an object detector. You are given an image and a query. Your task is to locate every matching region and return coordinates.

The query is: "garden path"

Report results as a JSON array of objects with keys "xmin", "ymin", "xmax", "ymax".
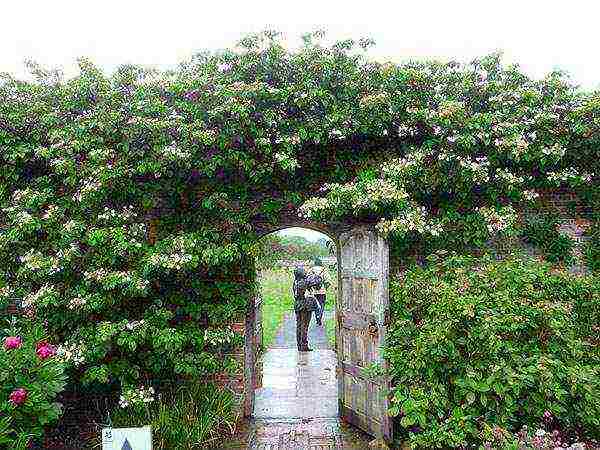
[
  {"xmin": 271, "ymin": 310, "xmax": 332, "ymax": 350},
  {"xmin": 240, "ymin": 311, "xmax": 372, "ymax": 449}
]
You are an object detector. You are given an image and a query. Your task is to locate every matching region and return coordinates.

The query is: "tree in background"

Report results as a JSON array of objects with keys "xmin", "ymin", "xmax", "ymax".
[{"xmin": 253, "ymin": 233, "xmax": 330, "ymax": 269}]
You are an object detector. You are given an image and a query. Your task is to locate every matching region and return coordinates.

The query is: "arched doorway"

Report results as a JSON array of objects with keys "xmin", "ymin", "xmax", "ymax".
[{"xmin": 244, "ymin": 223, "xmax": 393, "ymax": 447}]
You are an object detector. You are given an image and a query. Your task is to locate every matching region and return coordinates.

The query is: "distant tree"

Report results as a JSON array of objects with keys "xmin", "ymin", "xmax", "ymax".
[{"xmin": 253, "ymin": 233, "xmax": 331, "ymax": 268}]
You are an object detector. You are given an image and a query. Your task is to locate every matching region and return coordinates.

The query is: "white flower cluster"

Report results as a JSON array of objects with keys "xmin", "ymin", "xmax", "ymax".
[
  {"xmin": 127, "ymin": 223, "xmax": 147, "ymax": 241},
  {"xmin": 119, "ymin": 385, "xmax": 155, "ymax": 408},
  {"xmin": 56, "ymin": 341, "xmax": 86, "ymax": 366},
  {"xmin": 73, "ymin": 178, "xmax": 102, "ymax": 202},
  {"xmin": 522, "ymin": 190, "xmax": 540, "ymax": 202},
  {"xmin": 375, "ymin": 207, "xmax": 443, "ymax": 237},
  {"xmin": 298, "ymin": 197, "xmax": 330, "ymax": 219},
  {"xmin": 541, "ymin": 143, "xmax": 566, "ymax": 158},
  {"xmin": 10, "ymin": 188, "xmax": 46, "ymax": 205},
  {"xmin": 495, "ymin": 169, "xmax": 525, "ymax": 186},
  {"xmin": 547, "ymin": 168, "xmax": 594, "ymax": 186},
  {"xmin": 63, "ymin": 220, "xmax": 82, "ymax": 233},
  {"xmin": 67, "ymin": 296, "xmax": 87, "ymax": 310},
  {"xmin": 148, "ymin": 252, "xmax": 193, "ymax": 270},
  {"xmin": 273, "ymin": 134, "xmax": 301, "ymax": 146},
  {"xmin": 0, "ymin": 285, "xmax": 13, "ymax": 300},
  {"xmin": 328, "ymin": 129, "xmax": 344, "ymax": 140},
  {"xmin": 459, "ymin": 156, "xmax": 491, "ymax": 183},
  {"xmin": 494, "ymin": 134, "xmax": 529, "ymax": 160},
  {"xmin": 41, "ymin": 204, "xmax": 61, "ymax": 220},
  {"xmin": 163, "ymin": 141, "xmax": 192, "ymax": 161},
  {"xmin": 478, "ymin": 206, "xmax": 517, "ymax": 234},
  {"xmin": 97, "ymin": 206, "xmax": 137, "ymax": 223},
  {"xmin": 396, "ymin": 124, "xmax": 420, "ymax": 138},
  {"xmin": 381, "ymin": 152, "xmax": 426, "ymax": 179},
  {"xmin": 351, "ymin": 180, "xmax": 408, "ymax": 209},
  {"xmin": 20, "ymin": 250, "xmax": 48, "ymax": 271},
  {"xmin": 124, "ymin": 320, "xmax": 145, "ymax": 331},
  {"xmin": 22, "ymin": 284, "xmax": 56, "ymax": 309},
  {"xmin": 12, "ymin": 211, "xmax": 36, "ymax": 228}
]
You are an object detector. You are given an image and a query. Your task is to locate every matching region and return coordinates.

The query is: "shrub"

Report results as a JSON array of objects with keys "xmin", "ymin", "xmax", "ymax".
[
  {"xmin": 106, "ymin": 382, "xmax": 238, "ymax": 450},
  {"xmin": 523, "ymin": 214, "xmax": 575, "ymax": 264},
  {"xmin": 0, "ymin": 319, "xmax": 67, "ymax": 449},
  {"xmin": 386, "ymin": 254, "xmax": 600, "ymax": 448},
  {"xmin": 584, "ymin": 221, "xmax": 600, "ymax": 272}
]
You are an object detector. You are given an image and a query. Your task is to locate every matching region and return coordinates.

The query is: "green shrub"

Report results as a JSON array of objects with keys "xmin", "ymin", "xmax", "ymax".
[
  {"xmin": 0, "ymin": 320, "xmax": 67, "ymax": 449},
  {"xmin": 584, "ymin": 221, "xmax": 600, "ymax": 272},
  {"xmin": 386, "ymin": 254, "xmax": 600, "ymax": 448},
  {"xmin": 107, "ymin": 382, "xmax": 238, "ymax": 450},
  {"xmin": 523, "ymin": 214, "xmax": 574, "ymax": 264}
]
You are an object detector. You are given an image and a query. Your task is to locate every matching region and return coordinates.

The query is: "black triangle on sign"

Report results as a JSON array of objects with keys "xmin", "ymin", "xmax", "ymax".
[{"xmin": 121, "ymin": 438, "xmax": 133, "ymax": 450}]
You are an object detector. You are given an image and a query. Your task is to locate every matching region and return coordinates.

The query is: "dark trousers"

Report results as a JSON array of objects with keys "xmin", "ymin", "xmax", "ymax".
[
  {"xmin": 314, "ymin": 294, "xmax": 326, "ymax": 324},
  {"xmin": 295, "ymin": 309, "xmax": 312, "ymax": 350}
]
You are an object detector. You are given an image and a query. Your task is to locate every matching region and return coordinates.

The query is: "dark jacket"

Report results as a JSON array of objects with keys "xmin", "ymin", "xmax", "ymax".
[{"xmin": 293, "ymin": 277, "xmax": 317, "ymax": 312}]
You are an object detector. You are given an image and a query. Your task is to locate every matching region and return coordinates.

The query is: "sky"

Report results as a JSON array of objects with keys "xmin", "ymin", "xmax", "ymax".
[
  {"xmin": 3, "ymin": 0, "xmax": 599, "ymax": 241},
  {"xmin": 2, "ymin": 0, "xmax": 600, "ymax": 90},
  {"xmin": 277, "ymin": 227, "xmax": 329, "ymax": 243}
]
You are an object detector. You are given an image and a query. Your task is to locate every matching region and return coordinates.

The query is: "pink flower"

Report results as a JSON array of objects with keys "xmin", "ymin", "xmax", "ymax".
[
  {"xmin": 36, "ymin": 341, "xmax": 56, "ymax": 360},
  {"xmin": 543, "ymin": 410, "xmax": 553, "ymax": 421},
  {"xmin": 9, "ymin": 388, "xmax": 28, "ymax": 406},
  {"xmin": 3, "ymin": 336, "xmax": 22, "ymax": 350}
]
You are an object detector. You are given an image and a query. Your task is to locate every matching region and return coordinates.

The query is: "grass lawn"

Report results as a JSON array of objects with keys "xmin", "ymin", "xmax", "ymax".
[{"xmin": 259, "ymin": 268, "xmax": 337, "ymax": 348}]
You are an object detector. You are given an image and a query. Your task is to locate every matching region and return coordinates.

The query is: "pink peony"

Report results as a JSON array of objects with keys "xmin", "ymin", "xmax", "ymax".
[
  {"xmin": 9, "ymin": 388, "xmax": 28, "ymax": 406},
  {"xmin": 3, "ymin": 336, "xmax": 22, "ymax": 350},
  {"xmin": 36, "ymin": 341, "xmax": 56, "ymax": 360}
]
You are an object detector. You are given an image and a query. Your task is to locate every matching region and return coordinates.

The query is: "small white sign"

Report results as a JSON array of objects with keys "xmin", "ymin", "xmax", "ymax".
[{"xmin": 102, "ymin": 426, "xmax": 152, "ymax": 450}]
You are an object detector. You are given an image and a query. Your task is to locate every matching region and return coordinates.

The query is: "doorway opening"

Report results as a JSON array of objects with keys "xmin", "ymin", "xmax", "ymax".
[
  {"xmin": 243, "ymin": 224, "xmax": 393, "ymax": 446},
  {"xmin": 251, "ymin": 227, "xmax": 339, "ymax": 420}
]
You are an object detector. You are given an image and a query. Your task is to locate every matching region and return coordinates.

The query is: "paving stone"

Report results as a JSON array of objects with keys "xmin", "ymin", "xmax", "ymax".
[{"xmin": 218, "ymin": 310, "xmax": 371, "ymax": 449}]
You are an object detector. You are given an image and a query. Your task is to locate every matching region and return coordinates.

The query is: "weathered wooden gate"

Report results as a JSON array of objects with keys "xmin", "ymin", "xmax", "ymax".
[{"xmin": 337, "ymin": 226, "xmax": 392, "ymax": 442}]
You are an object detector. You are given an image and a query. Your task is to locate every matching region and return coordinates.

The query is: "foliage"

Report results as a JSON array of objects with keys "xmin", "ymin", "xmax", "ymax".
[
  {"xmin": 253, "ymin": 233, "xmax": 330, "ymax": 270},
  {"xmin": 522, "ymin": 214, "xmax": 575, "ymax": 264},
  {"xmin": 386, "ymin": 254, "xmax": 600, "ymax": 448},
  {"xmin": 107, "ymin": 382, "xmax": 238, "ymax": 450},
  {"xmin": 0, "ymin": 29, "xmax": 599, "ymax": 420},
  {"xmin": 0, "ymin": 319, "xmax": 67, "ymax": 449},
  {"xmin": 584, "ymin": 221, "xmax": 600, "ymax": 272}
]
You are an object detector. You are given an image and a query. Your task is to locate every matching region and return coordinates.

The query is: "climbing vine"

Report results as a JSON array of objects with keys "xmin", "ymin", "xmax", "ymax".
[{"xmin": 0, "ymin": 31, "xmax": 598, "ymax": 439}]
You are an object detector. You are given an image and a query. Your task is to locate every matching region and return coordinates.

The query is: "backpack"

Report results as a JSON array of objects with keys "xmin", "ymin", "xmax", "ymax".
[{"xmin": 307, "ymin": 273, "xmax": 324, "ymax": 290}]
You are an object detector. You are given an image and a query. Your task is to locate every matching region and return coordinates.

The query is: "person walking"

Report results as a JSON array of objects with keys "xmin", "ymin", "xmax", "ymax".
[
  {"xmin": 308, "ymin": 258, "xmax": 331, "ymax": 326},
  {"xmin": 292, "ymin": 266, "xmax": 318, "ymax": 352}
]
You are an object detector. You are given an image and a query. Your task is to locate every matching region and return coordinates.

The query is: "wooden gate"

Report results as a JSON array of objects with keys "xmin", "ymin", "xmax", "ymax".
[{"xmin": 337, "ymin": 226, "xmax": 392, "ymax": 442}]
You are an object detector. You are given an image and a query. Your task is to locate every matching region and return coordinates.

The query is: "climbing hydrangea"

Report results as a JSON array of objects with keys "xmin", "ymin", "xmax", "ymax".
[{"xmin": 0, "ymin": 31, "xmax": 598, "ymax": 418}]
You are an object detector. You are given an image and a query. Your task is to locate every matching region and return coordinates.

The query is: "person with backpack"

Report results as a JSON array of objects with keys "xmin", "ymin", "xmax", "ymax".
[
  {"xmin": 308, "ymin": 258, "xmax": 331, "ymax": 326},
  {"xmin": 292, "ymin": 266, "xmax": 319, "ymax": 352}
]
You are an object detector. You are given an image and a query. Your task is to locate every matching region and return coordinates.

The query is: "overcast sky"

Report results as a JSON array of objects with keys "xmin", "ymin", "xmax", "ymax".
[
  {"xmin": 3, "ymin": 0, "xmax": 599, "ymax": 90},
  {"xmin": 3, "ymin": 0, "xmax": 599, "ymax": 241}
]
